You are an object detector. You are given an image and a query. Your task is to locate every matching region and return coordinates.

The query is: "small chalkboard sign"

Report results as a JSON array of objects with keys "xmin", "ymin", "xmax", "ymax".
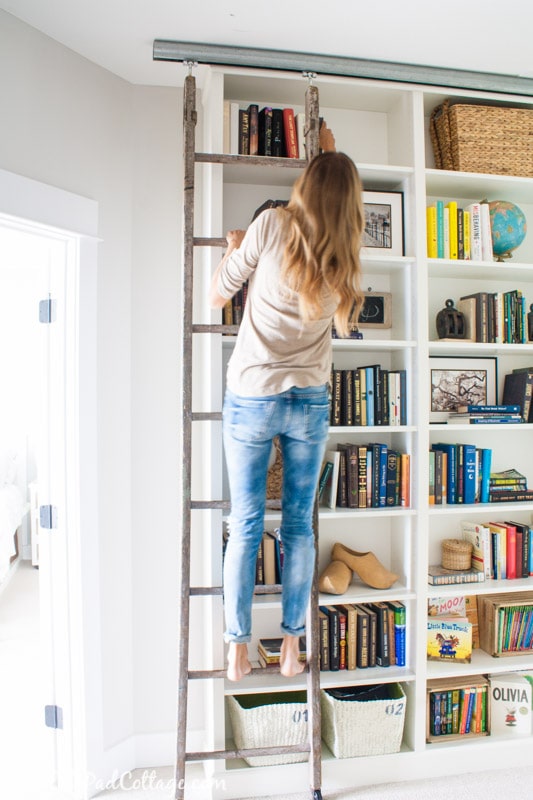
[{"xmin": 355, "ymin": 292, "xmax": 392, "ymax": 328}]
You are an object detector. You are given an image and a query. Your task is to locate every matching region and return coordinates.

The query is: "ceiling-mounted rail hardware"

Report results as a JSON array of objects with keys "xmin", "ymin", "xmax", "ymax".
[{"xmin": 153, "ymin": 40, "xmax": 533, "ymax": 96}]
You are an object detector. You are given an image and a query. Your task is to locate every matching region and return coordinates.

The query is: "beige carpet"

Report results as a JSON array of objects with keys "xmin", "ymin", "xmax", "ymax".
[{"xmin": 91, "ymin": 764, "xmax": 533, "ymax": 800}]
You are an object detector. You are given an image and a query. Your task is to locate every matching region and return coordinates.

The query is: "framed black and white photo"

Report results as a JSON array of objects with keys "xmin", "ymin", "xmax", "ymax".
[
  {"xmin": 429, "ymin": 356, "xmax": 498, "ymax": 422},
  {"xmin": 362, "ymin": 190, "xmax": 404, "ymax": 257}
]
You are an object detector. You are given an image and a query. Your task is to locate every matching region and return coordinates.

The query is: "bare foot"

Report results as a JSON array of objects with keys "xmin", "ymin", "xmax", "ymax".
[
  {"xmin": 227, "ymin": 643, "xmax": 252, "ymax": 682},
  {"xmin": 280, "ymin": 636, "xmax": 306, "ymax": 678}
]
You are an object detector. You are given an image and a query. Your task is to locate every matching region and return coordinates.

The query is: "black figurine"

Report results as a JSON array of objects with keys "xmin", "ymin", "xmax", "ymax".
[{"xmin": 436, "ymin": 299, "xmax": 466, "ymax": 339}]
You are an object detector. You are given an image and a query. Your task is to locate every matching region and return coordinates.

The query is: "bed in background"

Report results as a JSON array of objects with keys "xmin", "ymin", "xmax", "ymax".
[{"xmin": 0, "ymin": 448, "xmax": 26, "ymax": 583}]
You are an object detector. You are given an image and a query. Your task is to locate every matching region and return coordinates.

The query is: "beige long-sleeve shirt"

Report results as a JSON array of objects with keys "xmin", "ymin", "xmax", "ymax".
[{"xmin": 217, "ymin": 209, "xmax": 338, "ymax": 397}]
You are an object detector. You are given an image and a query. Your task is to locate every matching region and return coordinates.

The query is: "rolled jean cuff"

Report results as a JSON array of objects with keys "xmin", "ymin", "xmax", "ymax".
[
  {"xmin": 280, "ymin": 623, "xmax": 306, "ymax": 638},
  {"xmin": 224, "ymin": 632, "xmax": 252, "ymax": 644}
]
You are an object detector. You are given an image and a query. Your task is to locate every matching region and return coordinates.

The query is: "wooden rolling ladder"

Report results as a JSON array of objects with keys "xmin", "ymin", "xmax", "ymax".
[{"xmin": 178, "ymin": 64, "xmax": 324, "ymax": 800}]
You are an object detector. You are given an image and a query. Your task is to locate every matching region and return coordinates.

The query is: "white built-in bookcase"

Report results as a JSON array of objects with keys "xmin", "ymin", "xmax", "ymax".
[{"xmin": 189, "ymin": 66, "xmax": 533, "ymax": 798}]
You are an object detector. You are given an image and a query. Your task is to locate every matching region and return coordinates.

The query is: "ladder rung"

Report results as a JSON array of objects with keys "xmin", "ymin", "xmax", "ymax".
[
  {"xmin": 190, "ymin": 500, "xmax": 230, "ymax": 510},
  {"xmin": 195, "ymin": 152, "xmax": 307, "ymax": 170},
  {"xmin": 191, "ymin": 411, "xmax": 222, "ymax": 421},
  {"xmin": 186, "ymin": 742, "xmax": 310, "ymax": 762},
  {"xmin": 192, "ymin": 324, "xmax": 239, "ymax": 335},
  {"xmin": 193, "ymin": 236, "xmax": 227, "ymax": 247},
  {"xmin": 189, "ymin": 584, "xmax": 282, "ymax": 596},
  {"xmin": 188, "ymin": 663, "xmax": 309, "ymax": 681},
  {"xmin": 189, "ymin": 499, "xmax": 282, "ymax": 511}
]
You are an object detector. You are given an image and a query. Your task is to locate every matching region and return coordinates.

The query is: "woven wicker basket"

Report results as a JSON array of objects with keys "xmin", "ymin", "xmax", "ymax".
[
  {"xmin": 227, "ymin": 692, "xmax": 308, "ymax": 767},
  {"xmin": 430, "ymin": 100, "xmax": 533, "ymax": 177},
  {"xmin": 441, "ymin": 538, "xmax": 472, "ymax": 570},
  {"xmin": 321, "ymin": 683, "xmax": 406, "ymax": 759}
]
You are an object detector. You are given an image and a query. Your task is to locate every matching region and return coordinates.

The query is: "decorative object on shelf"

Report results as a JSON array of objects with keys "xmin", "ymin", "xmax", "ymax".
[
  {"xmin": 318, "ymin": 560, "xmax": 352, "ymax": 595},
  {"xmin": 441, "ymin": 538, "xmax": 472, "ymax": 571},
  {"xmin": 488, "ymin": 200, "xmax": 527, "ymax": 261},
  {"xmin": 429, "ymin": 356, "xmax": 497, "ymax": 422},
  {"xmin": 361, "ymin": 190, "xmax": 404, "ymax": 257},
  {"xmin": 436, "ymin": 299, "xmax": 466, "ymax": 339},
  {"xmin": 356, "ymin": 290, "xmax": 392, "ymax": 329},
  {"xmin": 330, "ymin": 542, "xmax": 398, "ymax": 590},
  {"xmin": 429, "ymin": 100, "xmax": 533, "ymax": 178}
]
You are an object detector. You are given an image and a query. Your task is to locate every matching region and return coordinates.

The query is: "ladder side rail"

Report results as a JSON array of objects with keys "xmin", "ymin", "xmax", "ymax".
[
  {"xmin": 176, "ymin": 71, "xmax": 197, "ymax": 800},
  {"xmin": 305, "ymin": 79, "xmax": 323, "ymax": 800}
]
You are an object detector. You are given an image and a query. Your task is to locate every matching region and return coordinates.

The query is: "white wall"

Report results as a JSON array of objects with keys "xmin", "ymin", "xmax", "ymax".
[{"xmin": 0, "ymin": 9, "xmax": 183, "ymax": 776}]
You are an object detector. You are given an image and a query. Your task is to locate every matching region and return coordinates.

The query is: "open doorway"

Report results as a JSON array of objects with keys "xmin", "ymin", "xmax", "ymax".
[
  {"xmin": 0, "ymin": 169, "xmax": 101, "ymax": 798},
  {"xmin": 0, "ymin": 224, "xmax": 57, "ymax": 796}
]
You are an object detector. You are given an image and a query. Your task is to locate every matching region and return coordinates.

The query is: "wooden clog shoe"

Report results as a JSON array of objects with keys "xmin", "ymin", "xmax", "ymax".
[{"xmin": 331, "ymin": 543, "xmax": 398, "ymax": 590}]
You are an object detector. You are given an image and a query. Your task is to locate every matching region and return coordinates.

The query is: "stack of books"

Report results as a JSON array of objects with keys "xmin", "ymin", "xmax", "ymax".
[
  {"xmin": 489, "ymin": 468, "xmax": 533, "ymax": 503},
  {"xmin": 257, "ymin": 637, "xmax": 306, "ymax": 669},
  {"xmin": 447, "ymin": 404, "xmax": 523, "ymax": 425}
]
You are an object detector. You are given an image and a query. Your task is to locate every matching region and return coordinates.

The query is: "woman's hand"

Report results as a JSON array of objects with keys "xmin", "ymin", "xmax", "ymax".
[
  {"xmin": 226, "ymin": 229, "xmax": 246, "ymax": 250},
  {"xmin": 209, "ymin": 229, "xmax": 246, "ymax": 309}
]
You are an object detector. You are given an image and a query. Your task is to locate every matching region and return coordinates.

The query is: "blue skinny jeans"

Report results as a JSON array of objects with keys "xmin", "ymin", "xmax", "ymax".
[{"xmin": 222, "ymin": 384, "xmax": 330, "ymax": 643}]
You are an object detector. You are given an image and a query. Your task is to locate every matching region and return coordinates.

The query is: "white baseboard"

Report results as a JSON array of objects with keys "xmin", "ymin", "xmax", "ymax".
[{"xmin": 87, "ymin": 729, "xmax": 205, "ymax": 798}]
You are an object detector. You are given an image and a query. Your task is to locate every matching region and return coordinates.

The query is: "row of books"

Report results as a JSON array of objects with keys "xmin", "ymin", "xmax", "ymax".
[
  {"xmin": 502, "ymin": 369, "xmax": 533, "ymax": 422},
  {"xmin": 331, "ymin": 365, "xmax": 407, "ymax": 427},
  {"xmin": 429, "ymin": 442, "xmax": 491, "ymax": 505},
  {"xmin": 428, "ymin": 680, "xmax": 488, "ymax": 737},
  {"xmin": 479, "ymin": 592, "xmax": 533, "ymax": 656},
  {"xmin": 223, "ymin": 101, "xmax": 304, "ymax": 159},
  {"xmin": 457, "ymin": 290, "xmax": 531, "ymax": 344},
  {"xmin": 428, "ymin": 672, "xmax": 533, "ymax": 739},
  {"xmin": 318, "ymin": 600, "xmax": 406, "ymax": 671},
  {"xmin": 426, "ymin": 200, "xmax": 493, "ymax": 261},
  {"xmin": 319, "ymin": 443, "xmax": 410, "ymax": 509},
  {"xmin": 464, "ymin": 518, "xmax": 532, "ymax": 582}
]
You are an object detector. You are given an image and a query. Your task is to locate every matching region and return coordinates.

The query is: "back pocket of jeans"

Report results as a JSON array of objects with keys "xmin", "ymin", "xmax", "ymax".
[
  {"xmin": 303, "ymin": 401, "xmax": 330, "ymax": 443},
  {"xmin": 224, "ymin": 397, "xmax": 277, "ymax": 442}
]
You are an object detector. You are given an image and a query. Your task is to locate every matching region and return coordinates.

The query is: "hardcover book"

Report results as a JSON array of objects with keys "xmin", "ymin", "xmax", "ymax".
[
  {"xmin": 488, "ymin": 673, "xmax": 531, "ymax": 735},
  {"xmin": 427, "ymin": 615, "xmax": 472, "ymax": 663}
]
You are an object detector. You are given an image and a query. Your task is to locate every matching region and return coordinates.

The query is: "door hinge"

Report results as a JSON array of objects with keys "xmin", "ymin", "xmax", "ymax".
[
  {"xmin": 44, "ymin": 705, "xmax": 63, "ymax": 729},
  {"xmin": 39, "ymin": 296, "xmax": 57, "ymax": 324},
  {"xmin": 39, "ymin": 505, "xmax": 58, "ymax": 529}
]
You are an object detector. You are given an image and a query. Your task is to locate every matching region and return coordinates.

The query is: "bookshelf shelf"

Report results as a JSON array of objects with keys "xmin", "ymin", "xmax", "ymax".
[
  {"xmin": 190, "ymin": 65, "xmax": 533, "ymax": 798},
  {"xmin": 428, "ymin": 341, "xmax": 533, "ymax": 356},
  {"xmin": 427, "ymin": 648, "xmax": 533, "ymax": 681},
  {"xmin": 428, "ymin": 502, "xmax": 533, "ymax": 515}
]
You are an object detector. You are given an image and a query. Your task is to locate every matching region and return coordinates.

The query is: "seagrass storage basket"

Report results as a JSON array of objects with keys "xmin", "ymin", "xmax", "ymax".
[
  {"xmin": 441, "ymin": 538, "xmax": 472, "ymax": 570},
  {"xmin": 430, "ymin": 100, "xmax": 533, "ymax": 177},
  {"xmin": 227, "ymin": 691, "xmax": 308, "ymax": 766},
  {"xmin": 321, "ymin": 683, "xmax": 406, "ymax": 759}
]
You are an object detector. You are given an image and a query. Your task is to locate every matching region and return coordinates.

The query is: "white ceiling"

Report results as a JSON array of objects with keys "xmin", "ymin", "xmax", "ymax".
[{"xmin": 1, "ymin": 0, "xmax": 533, "ymax": 88}]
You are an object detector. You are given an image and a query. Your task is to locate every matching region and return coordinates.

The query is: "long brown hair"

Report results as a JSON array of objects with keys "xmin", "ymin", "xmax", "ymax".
[{"xmin": 279, "ymin": 151, "xmax": 364, "ymax": 336}]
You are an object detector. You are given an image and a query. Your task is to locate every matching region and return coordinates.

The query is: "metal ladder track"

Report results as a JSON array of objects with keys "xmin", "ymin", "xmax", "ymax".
[{"xmin": 176, "ymin": 70, "xmax": 323, "ymax": 800}]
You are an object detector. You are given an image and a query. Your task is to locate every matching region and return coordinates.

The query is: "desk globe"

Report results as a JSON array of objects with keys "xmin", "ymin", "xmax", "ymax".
[{"xmin": 489, "ymin": 200, "xmax": 527, "ymax": 261}]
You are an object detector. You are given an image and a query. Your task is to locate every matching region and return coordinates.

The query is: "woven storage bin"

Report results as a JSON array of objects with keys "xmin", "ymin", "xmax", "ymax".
[
  {"xmin": 227, "ymin": 691, "xmax": 308, "ymax": 767},
  {"xmin": 321, "ymin": 683, "xmax": 406, "ymax": 759},
  {"xmin": 430, "ymin": 100, "xmax": 533, "ymax": 177},
  {"xmin": 441, "ymin": 538, "xmax": 472, "ymax": 570}
]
